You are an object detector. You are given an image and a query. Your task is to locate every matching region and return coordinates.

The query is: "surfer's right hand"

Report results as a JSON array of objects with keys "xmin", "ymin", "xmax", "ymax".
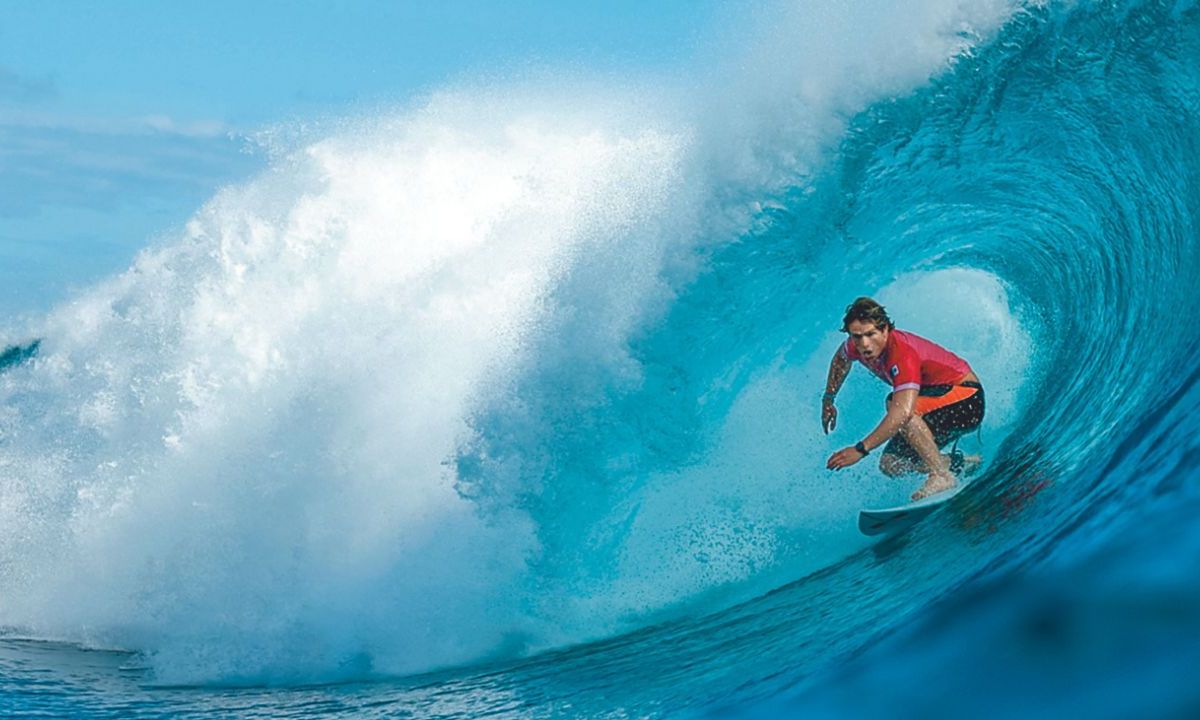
[{"xmin": 821, "ymin": 401, "xmax": 837, "ymax": 434}]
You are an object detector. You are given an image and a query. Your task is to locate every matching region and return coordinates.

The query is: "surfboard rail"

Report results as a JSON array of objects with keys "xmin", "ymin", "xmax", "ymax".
[{"xmin": 857, "ymin": 484, "xmax": 965, "ymax": 536}]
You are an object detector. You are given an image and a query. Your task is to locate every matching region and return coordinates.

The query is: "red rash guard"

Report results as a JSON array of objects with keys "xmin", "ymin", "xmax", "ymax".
[{"xmin": 841, "ymin": 329, "xmax": 971, "ymax": 393}]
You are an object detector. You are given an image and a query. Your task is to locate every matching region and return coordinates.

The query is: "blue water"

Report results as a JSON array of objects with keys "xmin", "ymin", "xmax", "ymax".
[{"xmin": 3, "ymin": 0, "xmax": 1200, "ymax": 717}]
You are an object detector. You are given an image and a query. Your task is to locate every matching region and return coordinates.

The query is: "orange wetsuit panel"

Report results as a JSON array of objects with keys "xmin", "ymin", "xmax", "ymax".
[{"xmin": 915, "ymin": 384, "xmax": 979, "ymax": 415}]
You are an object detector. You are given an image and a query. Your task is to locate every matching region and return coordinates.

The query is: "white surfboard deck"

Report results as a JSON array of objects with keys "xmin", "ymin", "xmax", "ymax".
[{"xmin": 858, "ymin": 483, "xmax": 966, "ymax": 536}]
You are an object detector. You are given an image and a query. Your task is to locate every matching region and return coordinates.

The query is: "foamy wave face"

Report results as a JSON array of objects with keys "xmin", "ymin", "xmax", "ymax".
[
  {"xmin": 0, "ymin": 0, "xmax": 1017, "ymax": 684},
  {"xmin": 0, "ymin": 90, "xmax": 689, "ymax": 683}
]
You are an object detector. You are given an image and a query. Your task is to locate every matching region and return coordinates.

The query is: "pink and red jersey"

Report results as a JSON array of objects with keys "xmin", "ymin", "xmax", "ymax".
[{"xmin": 841, "ymin": 329, "xmax": 971, "ymax": 392}]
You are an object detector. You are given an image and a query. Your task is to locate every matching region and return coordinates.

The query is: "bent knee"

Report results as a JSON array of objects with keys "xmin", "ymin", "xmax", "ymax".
[{"xmin": 897, "ymin": 412, "xmax": 925, "ymax": 433}]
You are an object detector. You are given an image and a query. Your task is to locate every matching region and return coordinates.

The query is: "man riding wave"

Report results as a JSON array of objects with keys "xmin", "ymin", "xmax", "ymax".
[{"xmin": 823, "ymin": 297, "xmax": 984, "ymax": 501}]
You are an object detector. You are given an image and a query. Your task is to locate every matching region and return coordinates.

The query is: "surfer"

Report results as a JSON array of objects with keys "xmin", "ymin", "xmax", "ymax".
[{"xmin": 821, "ymin": 297, "xmax": 984, "ymax": 500}]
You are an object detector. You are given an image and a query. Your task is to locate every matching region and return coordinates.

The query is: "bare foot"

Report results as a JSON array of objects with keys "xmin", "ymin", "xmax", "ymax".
[{"xmin": 912, "ymin": 472, "xmax": 957, "ymax": 501}]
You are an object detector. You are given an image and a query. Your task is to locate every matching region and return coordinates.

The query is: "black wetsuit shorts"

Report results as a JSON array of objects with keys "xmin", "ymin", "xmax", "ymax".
[{"xmin": 882, "ymin": 381, "xmax": 985, "ymax": 462}]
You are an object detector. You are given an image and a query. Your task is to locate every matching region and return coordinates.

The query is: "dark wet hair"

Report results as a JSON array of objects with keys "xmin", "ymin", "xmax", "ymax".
[{"xmin": 841, "ymin": 297, "xmax": 894, "ymax": 332}]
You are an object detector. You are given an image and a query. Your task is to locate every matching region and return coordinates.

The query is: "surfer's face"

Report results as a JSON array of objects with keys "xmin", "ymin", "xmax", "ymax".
[{"xmin": 847, "ymin": 320, "xmax": 888, "ymax": 360}]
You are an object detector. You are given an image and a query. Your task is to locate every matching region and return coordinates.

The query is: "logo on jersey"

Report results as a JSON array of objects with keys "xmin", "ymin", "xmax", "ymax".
[{"xmin": 889, "ymin": 364, "xmax": 900, "ymax": 378}]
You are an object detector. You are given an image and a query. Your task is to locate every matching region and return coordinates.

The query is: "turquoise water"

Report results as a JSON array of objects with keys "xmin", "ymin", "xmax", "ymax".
[{"xmin": 3, "ymin": 1, "xmax": 1200, "ymax": 717}]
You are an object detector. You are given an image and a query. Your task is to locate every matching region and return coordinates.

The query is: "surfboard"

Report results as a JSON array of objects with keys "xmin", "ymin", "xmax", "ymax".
[{"xmin": 857, "ymin": 483, "xmax": 965, "ymax": 536}]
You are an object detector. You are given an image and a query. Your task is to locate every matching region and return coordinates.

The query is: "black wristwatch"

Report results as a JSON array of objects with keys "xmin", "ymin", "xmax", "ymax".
[{"xmin": 855, "ymin": 441, "xmax": 869, "ymax": 456}]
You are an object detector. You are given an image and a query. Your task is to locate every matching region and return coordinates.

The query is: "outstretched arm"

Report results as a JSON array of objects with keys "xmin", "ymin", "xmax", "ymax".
[
  {"xmin": 827, "ymin": 388, "xmax": 917, "ymax": 470},
  {"xmin": 821, "ymin": 346, "xmax": 852, "ymax": 434}
]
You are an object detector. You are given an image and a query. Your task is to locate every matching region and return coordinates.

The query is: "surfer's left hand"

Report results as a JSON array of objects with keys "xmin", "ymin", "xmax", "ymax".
[{"xmin": 826, "ymin": 447, "xmax": 864, "ymax": 470}]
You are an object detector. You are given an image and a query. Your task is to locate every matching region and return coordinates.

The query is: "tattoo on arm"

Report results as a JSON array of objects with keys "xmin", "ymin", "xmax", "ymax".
[{"xmin": 825, "ymin": 350, "xmax": 852, "ymax": 397}]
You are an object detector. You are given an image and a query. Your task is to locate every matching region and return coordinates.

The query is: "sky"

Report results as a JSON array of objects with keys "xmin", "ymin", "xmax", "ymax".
[{"xmin": 0, "ymin": 0, "xmax": 725, "ymax": 319}]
